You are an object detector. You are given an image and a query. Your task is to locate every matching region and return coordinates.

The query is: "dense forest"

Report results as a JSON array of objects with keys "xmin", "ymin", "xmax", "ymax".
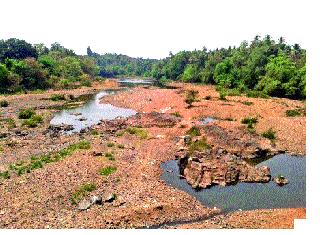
[
  {"xmin": 151, "ymin": 35, "xmax": 306, "ymax": 100},
  {"xmin": 0, "ymin": 35, "xmax": 306, "ymax": 100},
  {"xmin": 0, "ymin": 38, "xmax": 99, "ymax": 93},
  {"xmin": 87, "ymin": 47, "xmax": 156, "ymax": 78}
]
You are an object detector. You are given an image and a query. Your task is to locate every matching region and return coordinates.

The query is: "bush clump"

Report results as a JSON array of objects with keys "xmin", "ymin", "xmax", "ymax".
[
  {"xmin": 186, "ymin": 126, "xmax": 201, "ymax": 137},
  {"xmin": 219, "ymin": 91, "xmax": 227, "ymax": 100},
  {"xmin": 286, "ymin": 109, "xmax": 302, "ymax": 117},
  {"xmin": 6, "ymin": 140, "xmax": 90, "ymax": 177},
  {"xmin": 241, "ymin": 117, "xmax": 258, "ymax": 129},
  {"xmin": 104, "ymin": 152, "xmax": 115, "ymax": 161},
  {"xmin": 188, "ymin": 139, "xmax": 212, "ymax": 155},
  {"xmin": 185, "ymin": 90, "xmax": 199, "ymax": 108},
  {"xmin": 0, "ymin": 100, "xmax": 9, "ymax": 107},
  {"xmin": 18, "ymin": 108, "xmax": 36, "ymax": 119},
  {"xmin": 99, "ymin": 166, "xmax": 117, "ymax": 176},
  {"xmin": 171, "ymin": 111, "xmax": 182, "ymax": 118},
  {"xmin": 117, "ymin": 127, "xmax": 148, "ymax": 139},
  {"xmin": 50, "ymin": 94, "xmax": 65, "ymax": 101},
  {"xmin": 262, "ymin": 128, "xmax": 276, "ymax": 140},
  {"xmin": 71, "ymin": 183, "xmax": 97, "ymax": 204},
  {"xmin": 22, "ymin": 115, "xmax": 43, "ymax": 128}
]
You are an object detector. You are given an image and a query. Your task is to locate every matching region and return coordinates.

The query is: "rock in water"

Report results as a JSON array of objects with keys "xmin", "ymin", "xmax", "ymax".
[
  {"xmin": 273, "ymin": 175, "xmax": 289, "ymax": 186},
  {"xmin": 178, "ymin": 148, "xmax": 271, "ymax": 189},
  {"xmin": 78, "ymin": 199, "xmax": 93, "ymax": 211}
]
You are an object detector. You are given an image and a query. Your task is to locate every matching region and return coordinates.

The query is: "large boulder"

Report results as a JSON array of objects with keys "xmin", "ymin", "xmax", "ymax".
[{"xmin": 178, "ymin": 148, "xmax": 271, "ymax": 189}]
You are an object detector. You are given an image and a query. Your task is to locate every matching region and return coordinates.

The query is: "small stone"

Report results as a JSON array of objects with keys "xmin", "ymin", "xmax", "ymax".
[
  {"xmin": 91, "ymin": 195, "xmax": 103, "ymax": 205},
  {"xmin": 78, "ymin": 199, "xmax": 92, "ymax": 211},
  {"xmin": 184, "ymin": 135, "xmax": 192, "ymax": 145},
  {"xmin": 273, "ymin": 175, "xmax": 289, "ymax": 186},
  {"xmin": 93, "ymin": 151, "xmax": 103, "ymax": 156},
  {"xmin": 106, "ymin": 193, "xmax": 116, "ymax": 203}
]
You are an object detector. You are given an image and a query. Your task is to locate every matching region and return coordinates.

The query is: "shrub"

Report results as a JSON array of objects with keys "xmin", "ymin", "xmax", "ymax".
[
  {"xmin": 104, "ymin": 152, "xmax": 115, "ymax": 161},
  {"xmin": 118, "ymin": 127, "xmax": 148, "ymax": 139},
  {"xmin": 5, "ymin": 140, "xmax": 91, "ymax": 177},
  {"xmin": 0, "ymin": 171, "xmax": 10, "ymax": 179},
  {"xmin": 0, "ymin": 100, "xmax": 9, "ymax": 107},
  {"xmin": 262, "ymin": 128, "xmax": 276, "ymax": 140},
  {"xmin": 107, "ymin": 142, "xmax": 115, "ymax": 147},
  {"xmin": 171, "ymin": 111, "xmax": 182, "ymax": 118},
  {"xmin": 241, "ymin": 117, "xmax": 258, "ymax": 126},
  {"xmin": 286, "ymin": 109, "xmax": 301, "ymax": 117},
  {"xmin": 50, "ymin": 94, "xmax": 65, "ymax": 101},
  {"xmin": 22, "ymin": 115, "xmax": 43, "ymax": 128},
  {"xmin": 91, "ymin": 130, "xmax": 99, "ymax": 136},
  {"xmin": 100, "ymin": 166, "xmax": 117, "ymax": 176},
  {"xmin": 185, "ymin": 90, "xmax": 199, "ymax": 108},
  {"xmin": 3, "ymin": 118, "xmax": 16, "ymax": 129},
  {"xmin": 117, "ymin": 144, "xmax": 125, "ymax": 149},
  {"xmin": 188, "ymin": 139, "xmax": 212, "ymax": 154},
  {"xmin": 219, "ymin": 91, "xmax": 227, "ymax": 100},
  {"xmin": 18, "ymin": 108, "xmax": 36, "ymax": 119},
  {"xmin": 246, "ymin": 91, "xmax": 269, "ymax": 99},
  {"xmin": 71, "ymin": 183, "xmax": 96, "ymax": 204},
  {"xmin": 186, "ymin": 126, "xmax": 201, "ymax": 137},
  {"xmin": 242, "ymin": 101, "xmax": 253, "ymax": 106}
]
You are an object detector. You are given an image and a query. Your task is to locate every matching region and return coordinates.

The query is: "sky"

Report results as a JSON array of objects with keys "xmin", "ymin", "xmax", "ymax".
[{"xmin": 0, "ymin": 0, "xmax": 312, "ymax": 59}]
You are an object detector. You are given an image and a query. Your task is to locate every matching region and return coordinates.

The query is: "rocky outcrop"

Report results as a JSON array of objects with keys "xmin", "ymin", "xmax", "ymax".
[{"xmin": 177, "ymin": 148, "xmax": 271, "ymax": 189}]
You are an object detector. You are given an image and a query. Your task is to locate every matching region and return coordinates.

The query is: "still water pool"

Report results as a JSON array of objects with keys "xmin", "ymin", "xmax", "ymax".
[{"xmin": 161, "ymin": 154, "xmax": 305, "ymax": 212}]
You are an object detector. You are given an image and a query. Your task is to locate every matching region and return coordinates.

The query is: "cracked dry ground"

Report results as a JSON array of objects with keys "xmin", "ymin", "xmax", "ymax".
[{"xmin": 0, "ymin": 81, "xmax": 306, "ymax": 228}]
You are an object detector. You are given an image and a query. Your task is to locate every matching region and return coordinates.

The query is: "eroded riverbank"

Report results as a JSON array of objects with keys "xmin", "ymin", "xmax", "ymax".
[{"xmin": 0, "ymin": 80, "xmax": 306, "ymax": 228}]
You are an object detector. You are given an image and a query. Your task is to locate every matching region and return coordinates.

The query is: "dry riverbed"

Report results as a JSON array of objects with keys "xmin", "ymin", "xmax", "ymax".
[{"xmin": 0, "ymin": 81, "xmax": 305, "ymax": 228}]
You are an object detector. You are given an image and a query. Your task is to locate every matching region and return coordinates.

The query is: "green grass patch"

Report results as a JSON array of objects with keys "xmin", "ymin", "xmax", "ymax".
[
  {"xmin": 241, "ymin": 117, "xmax": 258, "ymax": 129},
  {"xmin": 262, "ymin": 128, "xmax": 276, "ymax": 140},
  {"xmin": 50, "ymin": 94, "xmax": 66, "ymax": 101},
  {"xmin": 1, "ymin": 118, "xmax": 16, "ymax": 129},
  {"xmin": 242, "ymin": 101, "xmax": 253, "ymax": 106},
  {"xmin": 117, "ymin": 144, "xmax": 125, "ymax": 149},
  {"xmin": 186, "ymin": 126, "xmax": 201, "ymax": 137},
  {"xmin": 117, "ymin": 127, "xmax": 148, "ymax": 139},
  {"xmin": 99, "ymin": 166, "xmax": 117, "ymax": 176},
  {"xmin": 0, "ymin": 170, "xmax": 10, "ymax": 180},
  {"xmin": 71, "ymin": 183, "xmax": 96, "ymax": 204},
  {"xmin": 286, "ymin": 109, "xmax": 302, "ymax": 117},
  {"xmin": 188, "ymin": 139, "xmax": 212, "ymax": 155},
  {"xmin": 104, "ymin": 152, "xmax": 115, "ymax": 161},
  {"xmin": 5, "ymin": 140, "xmax": 90, "ymax": 177},
  {"xmin": 18, "ymin": 108, "xmax": 36, "ymax": 119},
  {"xmin": 171, "ymin": 111, "xmax": 182, "ymax": 118},
  {"xmin": 91, "ymin": 130, "xmax": 99, "ymax": 136},
  {"xmin": 22, "ymin": 115, "xmax": 43, "ymax": 128},
  {"xmin": 107, "ymin": 142, "xmax": 115, "ymax": 147}
]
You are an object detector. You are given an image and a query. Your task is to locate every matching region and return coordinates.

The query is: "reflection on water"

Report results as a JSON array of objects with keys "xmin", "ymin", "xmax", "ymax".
[
  {"xmin": 161, "ymin": 154, "xmax": 305, "ymax": 212},
  {"xmin": 50, "ymin": 89, "xmax": 137, "ymax": 133}
]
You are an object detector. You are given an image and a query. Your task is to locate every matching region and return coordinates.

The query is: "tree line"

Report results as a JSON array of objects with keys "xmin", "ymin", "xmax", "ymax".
[
  {"xmin": 151, "ymin": 35, "xmax": 306, "ymax": 100},
  {"xmin": 1, "ymin": 36, "xmax": 306, "ymax": 100},
  {"xmin": 0, "ymin": 39, "xmax": 98, "ymax": 93}
]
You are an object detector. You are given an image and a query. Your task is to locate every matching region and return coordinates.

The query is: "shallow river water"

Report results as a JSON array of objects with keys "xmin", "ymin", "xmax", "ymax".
[
  {"xmin": 50, "ymin": 79, "xmax": 156, "ymax": 133},
  {"xmin": 161, "ymin": 154, "xmax": 305, "ymax": 212}
]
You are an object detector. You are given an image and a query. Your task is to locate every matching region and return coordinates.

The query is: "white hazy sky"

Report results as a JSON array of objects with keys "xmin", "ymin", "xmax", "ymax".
[{"xmin": 0, "ymin": 0, "xmax": 313, "ymax": 59}]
